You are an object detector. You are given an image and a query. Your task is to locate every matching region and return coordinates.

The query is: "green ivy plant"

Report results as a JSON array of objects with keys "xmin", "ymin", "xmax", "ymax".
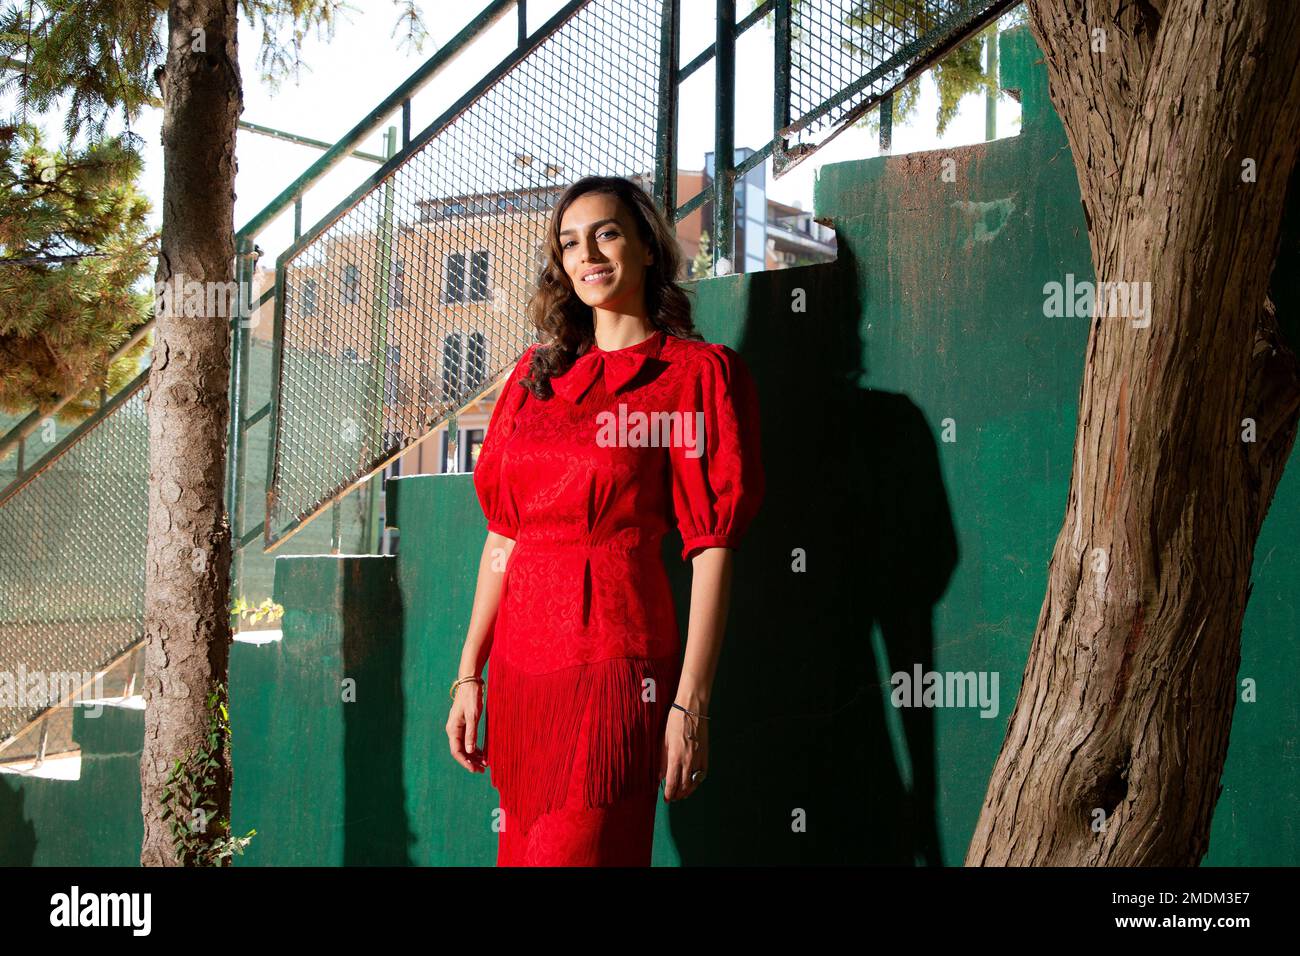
[
  {"xmin": 158, "ymin": 681, "xmax": 256, "ymax": 866},
  {"xmin": 230, "ymin": 595, "xmax": 285, "ymax": 628}
]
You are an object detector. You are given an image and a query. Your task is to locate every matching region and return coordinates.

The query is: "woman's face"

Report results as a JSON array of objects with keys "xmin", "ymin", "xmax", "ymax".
[{"xmin": 558, "ymin": 192, "xmax": 654, "ymax": 312}]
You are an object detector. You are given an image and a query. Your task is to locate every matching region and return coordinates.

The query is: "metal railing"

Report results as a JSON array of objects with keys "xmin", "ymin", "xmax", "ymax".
[{"xmin": 0, "ymin": 381, "xmax": 149, "ymax": 744}]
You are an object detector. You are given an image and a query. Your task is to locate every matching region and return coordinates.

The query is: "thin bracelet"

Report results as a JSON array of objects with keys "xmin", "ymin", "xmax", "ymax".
[
  {"xmin": 449, "ymin": 675, "xmax": 484, "ymax": 701},
  {"xmin": 671, "ymin": 702, "xmax": 710, "ymax": 720},
  {"xmin": 672, "ymin": 702, "xmax": 709, "ymax": 743}
]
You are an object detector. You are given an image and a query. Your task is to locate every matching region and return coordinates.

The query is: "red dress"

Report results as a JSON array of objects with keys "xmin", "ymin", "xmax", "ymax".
[{"xmin": 473, "ymin": 328, "xmax": 765, "ymax": 866}]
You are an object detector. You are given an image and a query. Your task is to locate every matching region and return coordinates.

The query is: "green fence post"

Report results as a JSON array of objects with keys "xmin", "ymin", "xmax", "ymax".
[
  {"xmin": 227, "ymin": 235, "xmax": 255, "ymax": 599},
  {"xmin": 654, "ymin": 0, "xmax": 679, "ymax": 218},
  {"xmin": 366, "ymin": 125, "xmax": 399, "ymax": 554},
  {"xmin": 713, "ymin": 0, "xmax": 736, "ymax": 274},
  {"xmin": 985, "ymin": 21, "xmax": 999, "ymax": 141},
  {"xmin": 879, "ymin": 92, "xmax": 893, "ymax": 155}
]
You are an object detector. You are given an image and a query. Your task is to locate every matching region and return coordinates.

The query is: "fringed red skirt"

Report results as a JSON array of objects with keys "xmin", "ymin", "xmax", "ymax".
[{"xmin": 488, "ymin": 653, "xmax": 680, "ymax": 866}]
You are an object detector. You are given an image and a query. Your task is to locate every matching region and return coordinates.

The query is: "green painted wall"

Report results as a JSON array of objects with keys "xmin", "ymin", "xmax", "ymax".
[
  {"xmin": 230, "ymin": 555, "xmax": 416, "ymax": 864},
  {"xmin": 0, "ymin": 706, "xmax": 143, "ymax": 866},
  {"xmin": 4, "ymin": 25, "xmax": 1296, "ymax": 865}
]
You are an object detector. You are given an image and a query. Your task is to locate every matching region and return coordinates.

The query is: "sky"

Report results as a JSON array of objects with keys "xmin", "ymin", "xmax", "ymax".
[{"xmin": 8, "ymin": 0, "xmax": 1022, "ymax": 267}]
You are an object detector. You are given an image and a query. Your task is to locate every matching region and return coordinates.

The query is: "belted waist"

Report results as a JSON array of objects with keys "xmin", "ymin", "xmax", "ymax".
[
  {"xmin": 513, "ymin": 532, "xmax": 660, "ymax": 554},
  {"xmin": 507, "ymin": 532, "xmax": 663, "ymax": 628}
]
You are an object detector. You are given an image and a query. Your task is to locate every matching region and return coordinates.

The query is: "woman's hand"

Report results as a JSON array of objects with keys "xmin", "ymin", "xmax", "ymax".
[
  {"xmin": 447, "ymin": 681, "xmax": 489, "ymax": 773},
  {"xmin": 661, "ymin": 703, "xmax": 709, "ymax": 801}
]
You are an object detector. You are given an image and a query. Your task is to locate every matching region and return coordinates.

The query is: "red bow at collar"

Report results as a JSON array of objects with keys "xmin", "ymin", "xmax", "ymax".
[{"xmin": 550, "ymin": 346, "xmax": 655, "ymax": 403}]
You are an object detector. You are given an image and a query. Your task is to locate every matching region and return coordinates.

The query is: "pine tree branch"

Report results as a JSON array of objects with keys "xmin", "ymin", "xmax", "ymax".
[{"xmin": 0, "ymin": 252, "xmax": 110, "ymax": 265}]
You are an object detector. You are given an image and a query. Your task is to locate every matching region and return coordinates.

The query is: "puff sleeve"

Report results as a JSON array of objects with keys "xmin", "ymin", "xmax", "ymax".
[
  {"xmin": 473, "ymin": 344, "xmax": 537, "ymax": 540},
  {"xmin": 669, "ymin": 344, "xmax": 766, "ymax": 562}
]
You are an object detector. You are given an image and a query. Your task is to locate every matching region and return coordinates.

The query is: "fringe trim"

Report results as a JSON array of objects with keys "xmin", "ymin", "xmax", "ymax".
[{"xmin": 485, "ymin": 653, "xmax": 679, "ymax": 837}]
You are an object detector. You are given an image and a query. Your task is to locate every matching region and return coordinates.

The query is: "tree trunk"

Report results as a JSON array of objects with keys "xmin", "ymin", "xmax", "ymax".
[
  {"xmin": 967, "ymin": 0, "xmax": 1300, "ymax": 865},
  {"xmin": 140, "ymin": 0, "xmax": 242, "ymax": 867}
]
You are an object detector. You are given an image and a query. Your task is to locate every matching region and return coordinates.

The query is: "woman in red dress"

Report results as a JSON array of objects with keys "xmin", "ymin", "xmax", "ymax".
[{"xmin": 446, "ymin": 175, "xmax": 765, "ymax": 866}]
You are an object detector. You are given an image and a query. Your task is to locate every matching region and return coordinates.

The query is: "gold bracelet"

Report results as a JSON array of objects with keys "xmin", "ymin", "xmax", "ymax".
[{"xmin": 449, "ymin": 675, "xmax": 485, "ymax": 702}]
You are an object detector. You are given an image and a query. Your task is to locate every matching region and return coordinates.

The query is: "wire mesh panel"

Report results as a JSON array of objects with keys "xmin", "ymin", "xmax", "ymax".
[
  {"xmin": 782, "ymin": 0, "xmax": 1009, "ymax": 164},
  {"xmin": 0, "ymin": 383, "xmax": 148, "ymax": 744},
  {"xmin": 268, "ymin": 0, "xmax": 665, "ymax": 546}
]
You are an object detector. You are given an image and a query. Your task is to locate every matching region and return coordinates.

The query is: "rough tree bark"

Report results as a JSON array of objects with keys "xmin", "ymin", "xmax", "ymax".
[
  {"xmin": 967, "ymin": 0, "xmax": 1300, "ymax": 865},
  {"xmin": 139, "ymin": 0, "xmax": 242, "ymax": 866}
]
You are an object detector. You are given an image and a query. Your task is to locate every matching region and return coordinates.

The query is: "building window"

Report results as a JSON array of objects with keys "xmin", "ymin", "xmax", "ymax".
[
  {"xmin": 445, "ymin": 251, "xmax": 489, "ymax": 303},
  {"xmin": 392, "ymin": 259, "xmax": 406, "ymax": 309},
  {"xmin": 466, "ymin": 332, "xmax": 487, "ymax": 389},
  {"xmin": 469, "ymin": 251, "xmax": 490, "ymax": 302},
  {"xmin": 436, "ymin": 331, "xmax": 487, "ymax": 400},
  {"xmin": 444, "ymin": 253, "xmax": 466, "ymax": 304},
  {"xmin": 342, "ymin": 263, "xmax": 360, "ymax": 304},
  {"xmin": 442, "ymin": 333, "xmax": 463, "ymax": 401},
  {"xmin": 303, "ymin": 278, "xmax": 319, "ymax": 316}
]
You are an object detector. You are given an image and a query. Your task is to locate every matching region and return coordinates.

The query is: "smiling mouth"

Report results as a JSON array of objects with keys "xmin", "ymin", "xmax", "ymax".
[{"xmin": 581, "ymin": 269, "xmax": 613, "ymax": 284}]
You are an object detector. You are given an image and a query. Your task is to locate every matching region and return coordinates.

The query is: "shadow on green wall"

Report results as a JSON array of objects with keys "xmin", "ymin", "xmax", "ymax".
[
  {"xmin": 339, "ymin": 561, "xmax": 415, "ymax": 865},
  {"xmin": 0, "ymin": 775, "xmax": 39, "ymax": 864},
  {"xmin": 662, "ymin": 240, "xmax": 959, "ymax": 864}
]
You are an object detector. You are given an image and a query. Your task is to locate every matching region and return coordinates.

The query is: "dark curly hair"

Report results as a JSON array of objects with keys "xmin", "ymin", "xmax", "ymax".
[{"xmin": 519, "ymin": 175, "xmax": 703, "ymax": 399}]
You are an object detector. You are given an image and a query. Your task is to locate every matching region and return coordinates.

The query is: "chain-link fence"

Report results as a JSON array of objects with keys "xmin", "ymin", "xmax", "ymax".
[
  {"xmin": 267, "ymin": 0, "xmax": 665, "ymax": 545},
  {"xmin": 0, "ymin": 383, "xmax": 148, "ymax": 744},
  {"xmin": 781, "ymin": 0, "xmax": 1011, "ymax": 164}
]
